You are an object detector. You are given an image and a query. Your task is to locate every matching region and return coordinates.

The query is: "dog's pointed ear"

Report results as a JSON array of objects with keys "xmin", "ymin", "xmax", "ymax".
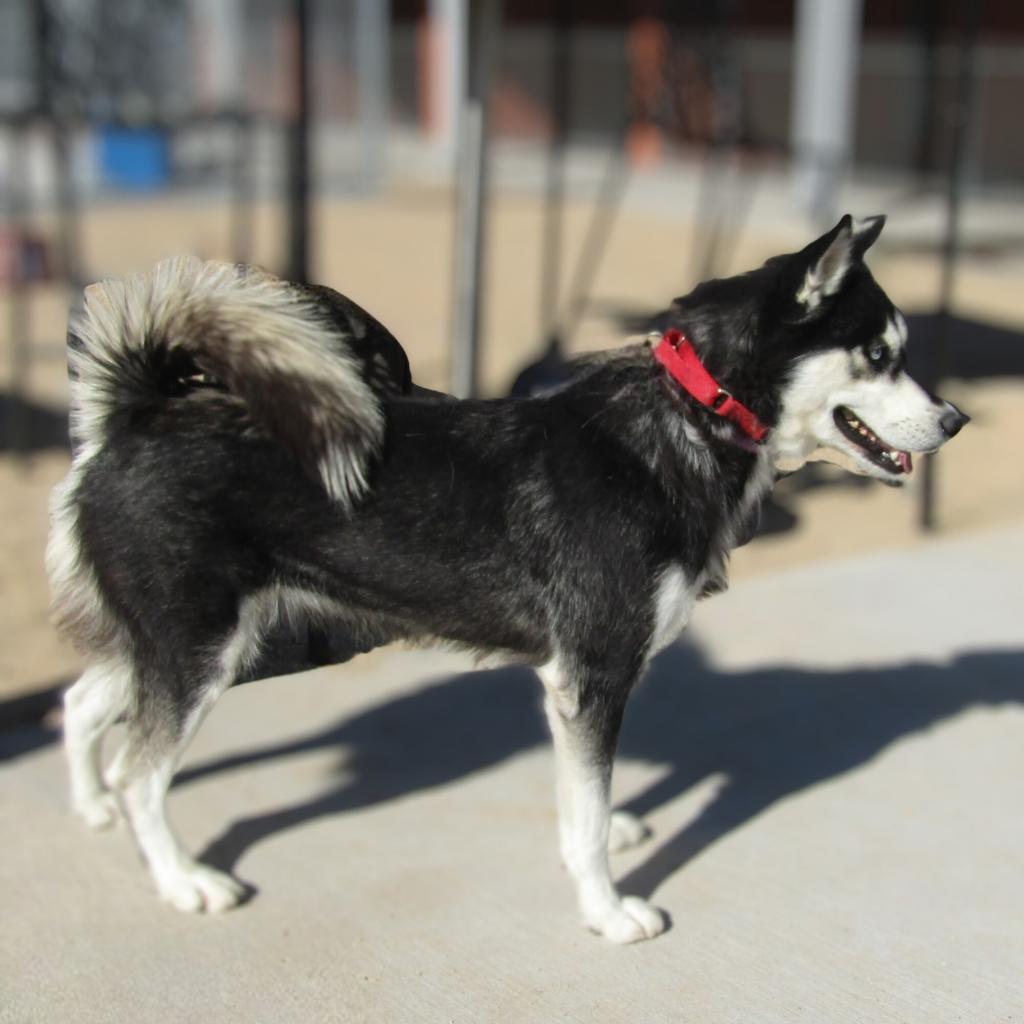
[
  {"xmin": 794, "ymin": 215, "xmax": 855, "ymax": 313},
  {"xmin": 851, "ymin": 214, "xmax": 885, "ymax": 258}
]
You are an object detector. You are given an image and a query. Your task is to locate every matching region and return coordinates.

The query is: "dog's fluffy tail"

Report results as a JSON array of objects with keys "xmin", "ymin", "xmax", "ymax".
[{"xmin": 69, "ymin": 256, "xmax": 385, "ymax": 505}]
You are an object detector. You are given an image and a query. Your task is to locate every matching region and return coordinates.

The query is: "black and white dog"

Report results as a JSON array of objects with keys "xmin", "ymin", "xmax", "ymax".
[{"xmin": 48, "ymin": 215, "xmax": 967, "ymax": 943}]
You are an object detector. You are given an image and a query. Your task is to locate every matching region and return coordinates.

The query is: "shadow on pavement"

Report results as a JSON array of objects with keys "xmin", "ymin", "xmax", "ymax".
[
  {"xmin": 0, "ymin": 392, "xmax": 70, "ymax": 454},
  {"xmin": 616, "ymin": 645, "xmax": 1022, "ymax": 897},
  {"xmin": 174, "ymin": 643, "xmax": 1023, "ymax": 897},
  {"xmin": 0, "ymin": 682, "xmax": 67, "ymax": 761}
]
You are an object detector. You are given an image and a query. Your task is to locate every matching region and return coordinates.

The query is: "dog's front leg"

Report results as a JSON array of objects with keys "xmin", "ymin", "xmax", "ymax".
[{"xmin": 540, "ymin": 669, "xmax": 666, "ymax": 944}]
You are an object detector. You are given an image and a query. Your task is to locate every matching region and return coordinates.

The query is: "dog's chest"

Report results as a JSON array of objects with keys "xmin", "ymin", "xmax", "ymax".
[{"xmin": 649, "ymin": 564, "xmax": 697, "ymax": 655}]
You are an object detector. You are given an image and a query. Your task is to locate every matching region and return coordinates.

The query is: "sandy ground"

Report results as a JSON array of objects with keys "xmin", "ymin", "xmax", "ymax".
[{"xmin": 2, "ymin": 181, "xmax": 1023, "ymax": 702}]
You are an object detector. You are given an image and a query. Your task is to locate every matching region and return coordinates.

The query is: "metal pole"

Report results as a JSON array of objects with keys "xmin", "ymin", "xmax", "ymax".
[
  {"xmin": 559, "ymin": 137, "xmax": 630, "ymax": 347},
  {"xmin": 191, "ymin": 0, "xmax": 253, "ymax": 264},
  {"xmin": 691, "ymin": 0, "xmax": 744, "ymax": 284},
  {"xmin": 912, "ymin": 0, "xmax": 943, "ymax": 179},
  {"xmin": 428, "ymin": 0, "xmax": 466, "ymax": 169},
  {"xmin": 920, "ymin": 0, "xmax": 982, "ymax": 530},
  {"xmin": 191, "ymin": 0, "xmax": 244, "ymax": 108},
  {"xmin": 286, "ymin": 0, "xmax": 311, "ymax": 283},
  {"xmin": 538, "ymin": 0, "xmax": 570, "ymax": 352},
  {"xmin": 450, "ymin": 0, "xmax": 500, "ymax": 398},
  {"xmin": 355, "ymin": 0, "xmax": 389, "ymax": 192},
  {"xmin": 230, "ymin": 112, "xmax": 254, "ymax": 265},
  {"xmin": 790, "ymin": 0, "xmax": 863, "ymax": 223},
  {"xmin": 5, "ymin": 121, "xmax": 30, "ymax": 455},
  {"xmin": 34, "ymin": 0, "xmax": 82, "ymax": 290}
]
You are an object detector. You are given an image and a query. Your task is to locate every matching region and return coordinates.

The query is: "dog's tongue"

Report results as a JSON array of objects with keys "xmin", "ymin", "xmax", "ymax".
[{"xmin": 897, "ymin": 451, "xmax": 913, "ymax": 473}]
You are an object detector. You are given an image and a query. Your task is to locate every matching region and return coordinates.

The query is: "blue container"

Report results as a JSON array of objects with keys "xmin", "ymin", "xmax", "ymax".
[{"xmin": 98, "ymin": 126, "xmax": 170, "ymax": 191}]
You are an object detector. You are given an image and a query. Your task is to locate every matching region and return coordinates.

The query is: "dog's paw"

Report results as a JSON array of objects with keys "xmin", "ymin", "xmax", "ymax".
[
  {"xmin": 608, "ymin": 811, "xmax": 650, "ymax": 853},
  {"xmin": 585, "ymin": 896, "xmax": 667, "ymax": 944},
  {"xmin": 73, "ymin": 791, "xmax": 121, "ymax": 830},
  {"xmin": 157, "ymin": 864, "xmax": 247, "ymax": 914}
]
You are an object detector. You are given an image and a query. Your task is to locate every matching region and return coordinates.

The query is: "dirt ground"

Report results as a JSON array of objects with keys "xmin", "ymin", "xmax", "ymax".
[{"xmin": 2, "ymin": 182, "xmax": 1023, "ymax": 702}]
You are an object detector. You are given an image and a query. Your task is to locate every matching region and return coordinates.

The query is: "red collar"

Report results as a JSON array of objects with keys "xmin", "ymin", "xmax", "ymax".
[{"xmin": 653, "ymin": 329, "xmax": 770, "ymax": 444}]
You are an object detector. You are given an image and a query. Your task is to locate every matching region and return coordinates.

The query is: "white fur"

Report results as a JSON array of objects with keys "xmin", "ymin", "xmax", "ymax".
[
  {"xmin": 537, "ymin": 661, "xmax": 666, "ymax": 944},
  {"xmin": 680, "ymin": 418, "xmax": 716, "ymax": 475},
  {"xmin": 112, "ymin": 744, "xmax": 247, "ymax": 913},
  {"xmin": 883, "ymin": 311, "xmax": 908, "ymax": 351},
  {"xmin": 64, "ymin": 658, "xmax": 131, "ymax": 828},
  {"xmin": 536, "ymin": 657, "xmax": 577, "ymax": 719},
  {"xmin": 105, "ymin": 590, "xmax": 274, "ymax": 913},
  {"xmin": 67, "ymin": 582, "xmax": 351, "ymax": 913},
  {"xmin": 540, "ymin": 688, "xmax": 667, "ymax": 942},
  {"xmin": 71, "ymin": 256, "xmax": 383, "ymax": 506},
  {"xmin": 537, "ymin": 657, "xmax": 580, "ymax": 879},
  {"xmin": 770, "ymin": 346, "xmax": 948, "ymax": 480},
  {"xmin": 649, "ymin": 565, "xmax": 696, "ymax": 656}
]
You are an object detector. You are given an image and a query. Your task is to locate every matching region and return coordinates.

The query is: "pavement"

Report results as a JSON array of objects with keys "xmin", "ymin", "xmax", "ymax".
[{"xmin": 2, "ymin": 524, "xmax": 1022, "ymax": 1023}]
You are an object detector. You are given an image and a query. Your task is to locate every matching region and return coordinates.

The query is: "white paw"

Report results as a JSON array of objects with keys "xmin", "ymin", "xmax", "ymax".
[
  {"xmin": 608, "ymin": 811, "xmax": 650, "ymax": 853},
  {"xmin": 585, "ymin": 896, "xmax": 667, "ymax": 944},
  {"xmin": 73, "ymin": 791, "xmax": 121, "ymax": 830},
  {"xmin": 156, "ymin": 865, "xmax": 246, "ymax": 914}
]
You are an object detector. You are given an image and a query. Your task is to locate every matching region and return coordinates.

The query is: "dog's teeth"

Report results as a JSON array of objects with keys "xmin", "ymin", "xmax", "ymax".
[{"xmin": 849, "ymin": 417, "xmax": 859, "ymax": 427}]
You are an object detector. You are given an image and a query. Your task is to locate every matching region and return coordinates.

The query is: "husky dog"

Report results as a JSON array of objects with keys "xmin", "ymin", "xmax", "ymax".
[{"xmin": 48, "ymin": 216, "xmax": 967, "ymax": 943}]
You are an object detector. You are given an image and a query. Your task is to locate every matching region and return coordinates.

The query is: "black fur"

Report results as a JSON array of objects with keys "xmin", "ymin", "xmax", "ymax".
[
  {"xmin": 51, "ymin": 220, "xmax": 965, "ymax": 927},
  {"xmin": 63, "ymin": 225, "xmax": 908, "ymax": 746}
]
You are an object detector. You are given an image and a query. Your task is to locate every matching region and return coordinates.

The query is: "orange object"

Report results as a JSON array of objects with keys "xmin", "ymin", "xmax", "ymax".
[
  {"xmin": 417, "ymin": 14, "xmax": 439, "ymax": 135},
  {"xmin": 626, "ymin": 17, "xmax": 668, "ymax": 167}
]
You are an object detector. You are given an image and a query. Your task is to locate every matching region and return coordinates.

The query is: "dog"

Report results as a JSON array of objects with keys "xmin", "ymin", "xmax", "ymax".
[{"xmin": 47, "ymin": 215, "xmax": 968, "ymax": 943}]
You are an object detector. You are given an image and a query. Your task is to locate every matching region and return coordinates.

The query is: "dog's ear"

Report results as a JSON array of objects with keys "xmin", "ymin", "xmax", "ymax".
[
  {"xmin": 850, "ymin": 214, "xmax": 885, "ymax": 258},
  {"xmin": 791, "ymin": 214, "xmax": 887, "ymax": 315},
  {"xmin": 793, "ymin": 215, "xmax": 855, "ymax": 313}
]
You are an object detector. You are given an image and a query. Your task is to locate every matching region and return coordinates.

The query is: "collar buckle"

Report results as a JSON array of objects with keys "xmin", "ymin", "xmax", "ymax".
[{"xmin": 653, "ymin": 329, "xmax": 770, "ymax": 445}]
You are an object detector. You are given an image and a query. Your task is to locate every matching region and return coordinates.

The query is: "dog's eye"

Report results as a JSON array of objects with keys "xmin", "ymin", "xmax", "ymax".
[{"xmin": 866, "ymin": 341, "xmax": 888, "ymax": 365}]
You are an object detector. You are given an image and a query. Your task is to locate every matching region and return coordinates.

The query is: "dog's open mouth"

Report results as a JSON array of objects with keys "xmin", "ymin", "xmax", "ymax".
[{"xmin": 833, "ymin": 407, "xmax": 913, "ymax": 475}]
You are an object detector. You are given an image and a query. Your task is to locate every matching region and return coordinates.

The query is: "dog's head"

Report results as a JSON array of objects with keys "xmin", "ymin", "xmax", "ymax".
[{"xmin": 670, "ymin": 215, "xmax": 968, "ymax": 482}]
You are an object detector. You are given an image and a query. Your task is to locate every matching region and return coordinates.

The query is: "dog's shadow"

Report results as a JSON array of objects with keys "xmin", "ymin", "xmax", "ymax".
[{"xmin": 178, "ymin": 644, "xmax": 1023, "ymax": 899}]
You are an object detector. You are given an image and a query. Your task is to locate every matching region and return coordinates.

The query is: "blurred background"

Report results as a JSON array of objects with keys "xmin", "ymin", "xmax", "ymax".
[{"xmin": 1, "ymin": 0, "xmax": 1022, "ymax": 711}]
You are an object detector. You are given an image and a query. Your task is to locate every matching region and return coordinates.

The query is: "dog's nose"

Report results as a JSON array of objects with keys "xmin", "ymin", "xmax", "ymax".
[{"xmin": 940, "ymin": 404, "xmax": 970, "ymax": 438}]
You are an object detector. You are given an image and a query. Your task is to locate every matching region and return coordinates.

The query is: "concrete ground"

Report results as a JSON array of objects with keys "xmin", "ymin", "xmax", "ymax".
[{"xmin": 2, "ymin": 524, "xmax": 1021, "ymax": 1023}]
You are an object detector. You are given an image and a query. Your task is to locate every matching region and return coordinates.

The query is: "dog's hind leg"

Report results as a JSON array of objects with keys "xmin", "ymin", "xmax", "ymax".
[
  {"xmin": 108, "ymin": 668, "xmax": 247, "ymax": 914},
  {"xmin": 64, "ymin": 659, "xmax": 131, "ymax": 829},
  {"xmin": 108, "ymin": 602, "xmax": 266, "ymax": 913},
  {"xmin": 539, "ymin": 662, "xmax": 666, "ymax": 944}
]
